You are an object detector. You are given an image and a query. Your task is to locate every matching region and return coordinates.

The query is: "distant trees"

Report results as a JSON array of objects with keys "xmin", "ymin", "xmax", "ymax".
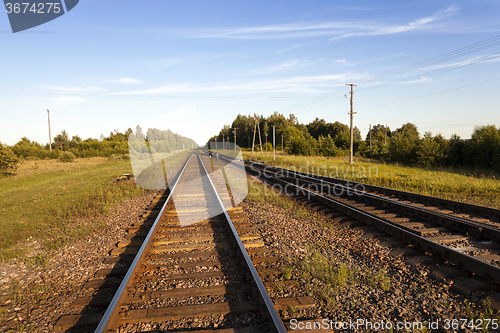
[
  {"xmin": 211, "ymin": 113, "xmax": 500, "ymax": 173},
  {"xmin": 4, "ymin": 126, "xmax": 197, "ymax": 164},
  {"xmin": 211, "ymin": 113, "xmax": 361, "ymax": 157}
]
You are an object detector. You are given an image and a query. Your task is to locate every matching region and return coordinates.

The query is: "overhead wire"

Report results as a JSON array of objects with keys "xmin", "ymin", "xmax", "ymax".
[
  {"xmin": 357, "ymin": 77, "xmax": 500, "ymax": 111},
  {"xmin": 286, "ymin": 34, "xmax": 500, "ymax": 116}
]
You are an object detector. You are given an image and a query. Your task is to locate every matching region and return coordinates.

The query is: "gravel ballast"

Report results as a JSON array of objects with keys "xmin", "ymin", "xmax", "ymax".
[{"xmin": 242, "ymin": 184, "xmax": 500, "ymax": 332}]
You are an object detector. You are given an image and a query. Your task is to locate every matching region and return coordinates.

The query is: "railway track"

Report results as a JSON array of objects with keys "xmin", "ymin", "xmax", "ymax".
[
  {"xmin": 55, "ymin": 151, "xmax": 323, "ymax": 332},
  {"xmin": 245, "ymin": 160, "xmax": 500, "ymax": 306},
  {"xmin": 92, "ymin": 152, "xmax": 285, "ymax": 332}
]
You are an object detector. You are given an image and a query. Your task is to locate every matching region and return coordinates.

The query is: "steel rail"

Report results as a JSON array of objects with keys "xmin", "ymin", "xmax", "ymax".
[
  {"xmin": 95, "ymin": 153, "xmax": 193, "ymax": 333},
  {"xmin": 249, "ymin": 162, "xmax": 500, "ymax": 242},
  {"xmin": 251, "ymin": 161, "xmax": 500, "ymax": 218},
  {"xmin": 247, "ymin": 163, "xmax": 500, "ymax": 283},
  {"xmin": 197, "ymin": 153, "xmax": 287, "ymax": 333}
]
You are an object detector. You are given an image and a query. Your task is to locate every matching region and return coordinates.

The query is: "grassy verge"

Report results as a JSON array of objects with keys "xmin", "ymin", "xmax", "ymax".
[
  {"xmin": 243, "ymin": 151, "xmax": 500, "ymax": 209},
  {"xmin": 0, "ymin": 157, "xmax": 143, "ymax": 260}
]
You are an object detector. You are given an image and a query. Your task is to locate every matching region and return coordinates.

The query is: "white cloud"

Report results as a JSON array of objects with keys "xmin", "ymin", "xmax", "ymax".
[
  {"xmin": 244, "ymin": 59, "xmax": 310, "ymax": 75},
  {"xmin": 54, "ymin": 96, "xmax": 88, "ymax": 104},
  {"xmin": 174, "ymin": 6, "xmax": 460, "ymax": 41},
  {"xmin": 369, "ymin": 76, "xmax": 433, "ymax": 87},
  {"xmin": 331, "ymin": 5, "xmax": 460, "ymax": 40},
  {"xmin": 113, "ymin": 78, "xmax": 142, "ymax": 84},
  {"xmin": 46, "ymin": 85, "xmax": 104, "ymax": 92},
  {"xmin": 110, "ymin": 73, "xmax": 352, "ymax": 96}
]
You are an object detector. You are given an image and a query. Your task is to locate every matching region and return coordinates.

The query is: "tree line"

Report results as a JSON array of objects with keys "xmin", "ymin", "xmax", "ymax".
[
  {"xmin": 0, "ymin": 126, "xmax": 197, "ymax": 170},
  {"xmin": 210, "ymin": 112, "xmax": 500, "ymax": 172}
]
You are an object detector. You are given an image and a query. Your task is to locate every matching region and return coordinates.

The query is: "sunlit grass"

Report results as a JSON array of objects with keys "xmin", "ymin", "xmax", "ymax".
[
  {"xmin": 0, "ymin": 157, "xmax": 143, "ymax": 260},
  {"xmin": 243, "ymin": 151, "xmax": 500, "ymax": 209}
]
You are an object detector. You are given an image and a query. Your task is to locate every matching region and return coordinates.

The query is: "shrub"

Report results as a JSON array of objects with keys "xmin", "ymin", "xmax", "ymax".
[
  {"xmin": 25, "ymin": 156, "xmax": 40, "ymax": 161},
  {"xmin": 0, "ymin": 143, "xmax": 20, "ymax": 171},
  {"xmin": 59, "ymin": 151, "xmax": 76, "ymax": 162}
]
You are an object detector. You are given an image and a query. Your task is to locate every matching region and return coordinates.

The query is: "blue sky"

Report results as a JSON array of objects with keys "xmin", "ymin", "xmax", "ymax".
[{"xmin": 1, "ymin": 0, "xmax": 500, "ymax": 145}]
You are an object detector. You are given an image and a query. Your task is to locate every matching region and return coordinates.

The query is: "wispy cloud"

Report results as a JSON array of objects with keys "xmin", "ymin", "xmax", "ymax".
[
  {"xmin": 111, "ymin": 74, "xmax": 352, "ymax": 96},
  {"xmin": 194, "ymin": 22, "xmax": 360, "ymax": 40},
  {"xmin": 334, "ymin": 52, "xmax": 407, "ymax": 67},
  {"xmin": 365, "ymin": 77, "xmax": 433, "ymax": 89},
  {"xmin": 54, "ymin": 96, "xmax": 88, "ymax": 105},
  {"xmin": 179, "ymin": 6, "xmax": 460, "ymax": 41},
  {"xmin": 46, "ymin": 85, "xmax": 104, "ymax": 92},
  {"xmin": 331, "ymin": 5, "xmax": 460, "ymax": 40},
  {"xmin": 244, "ymin": 59, "xmax": 312, "ymax": 75},
  {"xmin": 112, "ymin": 78, "xmax": 142, "ymax": 84}
]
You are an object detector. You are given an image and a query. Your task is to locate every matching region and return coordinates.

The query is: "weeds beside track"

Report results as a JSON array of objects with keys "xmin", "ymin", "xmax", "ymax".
[{"xmin": 0, "ymin": 157, "xmax": 143, "ymax": 260}]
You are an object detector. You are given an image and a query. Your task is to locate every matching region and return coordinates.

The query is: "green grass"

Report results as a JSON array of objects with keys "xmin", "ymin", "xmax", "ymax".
[
  {"xmin": 0, "ymin": 157, "xmax": 143, "ymax": 260},
  {"xmin": 243, "ymin": 151, "xmax": 500, "ymax": 209},
  {"xmin": 366, "ymin": 267, "xmax": 391, "ymax": 292}
]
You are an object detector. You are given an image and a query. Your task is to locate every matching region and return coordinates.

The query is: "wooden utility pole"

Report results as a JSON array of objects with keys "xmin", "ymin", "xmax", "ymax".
[
  {"xmin": 251, "ymin": 116, "xmax": 264, "ymax": 154},
  {"xmin": 257, "ymin": 118, "xmax": 263, "ymax": 154},
  {"xmin": 233, "ymin": 128, "xmax": 237, "ymax": 150},
  {"xmin": 273, "ymin": 126, "xmax": 276, "ymax": 161},
  {"xmin": 369, "ymin": 124, "xmax": 372, "ymax": 156},
  {"xmin": 222, "ymin": 136, "xmax": 225, "ymax": 150},
  {"xmin": 385, "ymin": 126, "xmax": 387, "ymax": 145},
  {"xmin": 345, "ymin": 83, "xmax": 357, "ymax": 164},
  {"xmin": 281, "ymin": 134, "xmax": 284, "ymax": 153},
  {"xmin": 47, "ymin": 109, "xmax": 52, "ymax": 152},
  {"xmin": 265, "ymin": 133, "xmax": 268, "ymax": 151},
  {"xmin": 251, "ymin": 118, "xmax": 257, "ymax": 154}
]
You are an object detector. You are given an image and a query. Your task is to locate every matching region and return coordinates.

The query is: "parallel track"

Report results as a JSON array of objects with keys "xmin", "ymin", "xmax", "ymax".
[{"xmin": 245, "ymin": 160, "xmax": 500, "ymax": 291}]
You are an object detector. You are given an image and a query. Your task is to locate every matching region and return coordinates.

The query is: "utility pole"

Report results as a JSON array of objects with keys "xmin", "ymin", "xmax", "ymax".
[
  {"xmin": 222, "ymin": 135, "xmax": 225, "ymax": 150},
  {"xmin": 251, "ymin": 117, "xmax": 257, "ymax": 154},
  {"xmin": 281, "ymin": 134, "xmax": 284, "ymax": 154},
  {"xmin": 385, "ymin": 126, "xmax": 387, "ymax": 145},
  {"xmin": 345, "ymin": 83, "xmax": 357, "ymax": 164},
  {"xmin": 369, "ymin": 124, "xmax": 372, "ymax": 157},
  {"xmin": 273, "ymin": 126, "xmax": 276, "ymax": 161},
  {"xmin": 47, "ymin": 109, "xmax": 52, "ymax": 152},
  {"xmin": 265, "ymin": 133, "xmax": 268, "ymax": 151},
  {"xmin": 257, "ymin": 118, "xmax": 263, "ymax": 154},
  {"xmin": 233, "ymin": 128, "xmax": 237, "ymax": 150}
]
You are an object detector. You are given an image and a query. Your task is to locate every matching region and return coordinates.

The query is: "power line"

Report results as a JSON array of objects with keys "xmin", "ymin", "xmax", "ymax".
[
  {"xmin": 357, "ymin": 77, "xmax": 500, "ymax": 111},
  {"xmin": 286, "ymin": 34, "xmax": 500, "ymax": 116}
]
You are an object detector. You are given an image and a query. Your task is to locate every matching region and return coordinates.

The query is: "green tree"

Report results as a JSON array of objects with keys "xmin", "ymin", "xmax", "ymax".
[
  {"xmin": 415, "ymin": 132, "xmax": 449, "ymax": 167},
  {"xmin": 388, "ymin": 123, "xmax": 420, "ymax": 164},
  {"xmin": 465, "ymin": 125, "xmax": 500, "ymax": 169},
  {"xmin": 53, "ymin": 130, "xmax": 70, "ymax": 150},
  {"xmin": 12, "ymin": 137, "xmax": 49, "ymax": 159},
  {"xmin": 318, "ymin": 134, "xmax": 340, "ymax": 156},
  {"xmin": 0, "ymin": 143, "xmax": 20, "ymax": 171},
  {"xmin": 447, "ymin": 133, "xmax": 465, "ymax": 166}
]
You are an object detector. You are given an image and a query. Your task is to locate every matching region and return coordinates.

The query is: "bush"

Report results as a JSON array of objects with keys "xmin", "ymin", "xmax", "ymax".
[
  {"xmin": 25, "ymin": 156, "xmax": 39, "ymax": 161},
  {"xmin": 59, "ymin": 151, "xmax": 76, "ymax": 162},
  {"xmin": 109, "ymin": 153, "xmax": 130, "ymax": 160},
  {"xmin": 0, "ymin": 143, "xmax": 20, "ymax": 171}
]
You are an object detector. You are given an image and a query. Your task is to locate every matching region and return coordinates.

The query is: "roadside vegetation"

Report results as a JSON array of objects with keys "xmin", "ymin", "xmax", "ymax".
[
  {"xmin": 0, "ymin": 157, "xmax": 143, "ymax": 261},
  {"xmin": 212, "ymin": 113, "xmax": 500, "ymax": 173},
  {"xmin": 243, "ymin": 151, "xmax": 500, "ymax": 209},
  {"xmin": 7, "ymin": 126, "xmax": 195, "ymax": 161},
  {"xmin": 0, "ymin": 127, "xmax": 199, "ymax": 261}
]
